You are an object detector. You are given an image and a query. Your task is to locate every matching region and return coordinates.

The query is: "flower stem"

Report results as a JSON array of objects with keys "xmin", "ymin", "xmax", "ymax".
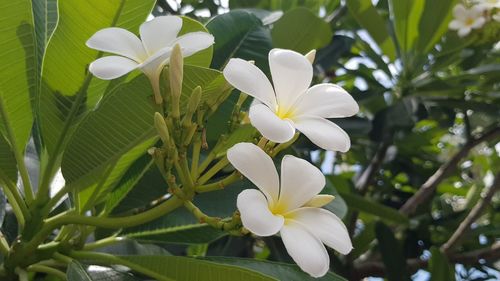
[
  {"xmin": 191, "ymin": 134, "xmax": 202, "ymax": 179},
  {"xmin": 69, "ymin": 250, "xmax": 174, "ymax": 281},
  {"xmin": 1, "ymin": 179, "xmax": 28, "ymax": 228},
  {"xmin": 197, "ymin": 157, "xmax": 229, "ymax": 185},
  {"xmin": 83, "ymin": 236, "xmax": 123, "ymax": 251},
  {"xmin": 196, "ymin": 172, "xmax": 241, "ymax": 193},
  {"xmin": 27, "ymin": 265, "xmax": 67, "ymax": 280}
]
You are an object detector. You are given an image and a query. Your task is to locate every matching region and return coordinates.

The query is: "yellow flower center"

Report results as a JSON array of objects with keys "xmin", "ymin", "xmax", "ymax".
[
  {"xmin": 276, "ymin": 106, "xmax": 296, "ymax": 120},
  {"xmin": 465, "ymin": 17, "xmax": 474, "ymax": 26}
]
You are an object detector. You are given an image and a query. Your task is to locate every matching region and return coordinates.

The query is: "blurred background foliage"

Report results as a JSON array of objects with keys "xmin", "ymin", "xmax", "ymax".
[{"xmin": 1, "ymin": 0, "xmax": 499, "ymax": 280}]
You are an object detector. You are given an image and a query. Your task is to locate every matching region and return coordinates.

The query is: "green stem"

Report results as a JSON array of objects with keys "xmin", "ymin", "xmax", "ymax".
[
  {"xmin": 1, "ymin": 183, "xmax": 27, "ymax": 228},
  {"xmin": 42, "ymin": 185, "xmax": 70, "ymax": 216},
  {"xmin": 25, "ymin": 197, "xmax": 182, "ymax": 253},
  {"xmin": 191, "ymin": 135, "xmax": 201, "ymax": 179},
  {"xmin": 196, "ymin": 172, "xmax": 241, "ymax": 193},
  {"xmin": 183, "ymin": 201, "xmax": 241, "ymax": 232},
  {"xmin": 83, "ymin": 236, "xmax": 123, "ymax": 251},
  {"xmin": 197, "ymin": 157, "xmax": 229, "ymax": 185},
  {"xmin": 197, "ymin": 151, "xmax": 216, "ymax": 176},
  {"xmin": 0, "ymin": 231, "xmax": 10, "ymax": 256},
  {"xmin": 69, "ymin": 251, "xmax": 174, "ymax": 281},
  {"xmin": 27, "ymin": 265, "xmax": 67, "ymax": 280}
]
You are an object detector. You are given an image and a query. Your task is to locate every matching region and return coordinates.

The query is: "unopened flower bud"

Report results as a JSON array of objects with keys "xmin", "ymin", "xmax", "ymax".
[
  {"xmin": 154, "ymin": 112, "xmax": 170, "ymax": 143},
  {"xmin": 169, "ymin": 44, "xmax": 183, "ymax": 119}
]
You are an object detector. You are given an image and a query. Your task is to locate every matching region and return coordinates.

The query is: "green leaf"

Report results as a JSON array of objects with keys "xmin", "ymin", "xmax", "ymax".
[
  {"xmin": 0, "ymin": 133, "xmax": 17, "ymax": 185},
  {"xmin": 346, "ymin": 0, "xmax": 397, "ymax": 60},
  {"xmin": 119, "ymin": 255, "xmax": 277, "ymax": 281},
  {"xmin": 338, "ymin": 191, "xmax": 409, "ymax": 224},
  {"xmin": 212, "ymin": 125, "xmax": 258, "ymax": 158},
  {"xmin": 271, "ymin": 7, "xmax": 333, "ymax": 54},
  {"xmin": 388, "ymin": 0, "xmax": 425, "ymax": 54},
  {"xmin": 67, "ymin": 260, "xmax": 140, "ymax": 281},
  {"xmin": 429, "ymin": 246, "xmax": 456, "ymax": 281},
  {"xmin": 38, "ymin": 0, "xmax": 156, "ymax": 186},
  {"xmin": 207, "ymin": 10, "xmax": 273, "ymax": 72},
  {"xmin": 375, "ymin": 222, "xmax": 410, "ymax": 281},
  {"xmin": 416, "ymin": 0, "xmax": 458, "ymax": 54},
  {"xmin": 203, "ymin": 257, "xmax": 347, "ymax": 281},
  {"xmin": 32, "ymin": 0, "xmax": 58, "ymax": 83},
  {"xmin": 0, "ymin": 0, "xmax": 35, "ymax": 163},
  {"xmin": 323, "ymin": 178, "xmax": 348, "ymax": 219}
]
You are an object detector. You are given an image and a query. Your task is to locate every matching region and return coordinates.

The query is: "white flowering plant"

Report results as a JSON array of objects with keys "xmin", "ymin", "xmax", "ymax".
[{"xmin": 0, "ymin": 1, "xmax": 499, "ymax": 281}]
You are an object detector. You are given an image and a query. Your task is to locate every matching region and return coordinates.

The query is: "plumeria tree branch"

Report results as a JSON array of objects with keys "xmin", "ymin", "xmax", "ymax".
[
  {"xmin": 440, "ymin": 171, "xmax": 500, "ymax": 255},
  {"xmin": 399, "ymin": 125, "xmax": 500, "ymax": 216},
  {"xmin": 352, "ymin": 242, "xmax": 500, "ymax": 279}
]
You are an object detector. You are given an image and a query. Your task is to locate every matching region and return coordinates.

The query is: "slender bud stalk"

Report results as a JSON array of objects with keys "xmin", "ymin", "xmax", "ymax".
[
  {"xmin": 154, "ymin": 112, "xmax": 170, "ymax": 144},
  {"xmin": 169, "ymin": 44, "xmax": 183, "ymax": 120}
]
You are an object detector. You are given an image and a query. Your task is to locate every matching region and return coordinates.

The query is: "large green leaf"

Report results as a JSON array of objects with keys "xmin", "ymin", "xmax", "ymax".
[
  {"xmin": 207, "ymin": 10, "xmax": 273, "ymax": 72},
  {"xmin": 429, "ymin": 247, "xmax": 455, "ymax": 281},
  {"xmin": 0, "ymin": 0, "xmax": 35, "ymax": 165},
  {"xmin": 346, "ymin": 0, "xmax": 397, "ymax": 61},
  {"xmin": 388, "ymin": 0, "xmax": 424, "ymax": 54},
  {"xmin": 271, "ymin": 8, "xmax": 332, "ymax": 54},
  {"xmin": 61, "ymin": 65, "xmax": 230, "ymax": 209},
  {"xmin": 32, "ymin": 0, "xmax": 58, "ymax": 82},
  {"xmin": 67, "ymin": 260, "xmax": 140, "ymax": 281},
  {"xmin": 203, "ymin": 257, "xmax": 347, "ymax": 281},
  {"xmin": 38, "ymin": 0, "xmax": 156, "ymax": 191},
  {"xmin": 0, "ymin": 133, "xmax": 17, "ymax": 185},
  {"xmin": 119, "ymin": 256, "xmax": 277, "ymax": 281},
  {"xmin": 375, "ymin": 222, "xmax": 410, "ymax": 281},
  {"xmin": 416, "ymin": 0, "xmax": 457, "ymax": 54}
]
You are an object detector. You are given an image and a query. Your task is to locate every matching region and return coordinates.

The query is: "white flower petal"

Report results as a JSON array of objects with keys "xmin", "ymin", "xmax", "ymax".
[
  {"xmin": 294, "ymin": 116, "xmax": 351, "ymax": 152},
  {"xmin": 89, "ymin": 56, "xmax": 138, "ymax": 80},
  {"xmin": 223, "ymin": 59, "xmax": 277, "ymax": 109},
  {"xmin": 139, "ymin": 16, "xmax": 182, "ymax": 55},
  {"xmin": 294, "ymin": 84, "xmax": 359, "ymax": 118},
  {"xmin": 237, "ymin": 189, "xmax": 284, "ymax": 236},
  {"xmin": 471, "ymin": 17, "xmax": 486, "ymax": 29},
  {"xmin": 280, "ymin": 221, "xmax": 330, "ymax": 278},
  {"xmin": 170, "ymin": 32, "xmax": 214, "ymax": 57},
  {"xmin": 453, "ymin": 4, "xmax": 467, "ymax": 18},
  {"xmin": 269, "ymin": 49, "xmax": 312, "ymax": 110},
  {"xmin": 227, "ymin": 142, "xmax": 280, "ymax": 202},
  {"xmin": 448, "ymin": 20, "xmax": 463, "ymax": 30},
  {"xmin": 249, "ymin": 104, "xmax": 295, "ymax": 143},
  {"xmin": 458, "ymin": 27, "xmax": 471, "ymax": 37},
  {"xmin": 278, "ymin": 155, "xmax": 325, "ymax": 211},
  {"xmin": 289, "ymin": 207, "xmax": 353, "ymax": 255},
  {"xmin": 138, "ymin": 47, "xmax": 172, "ymax": 78},
  {"xmin": 86, "ymin": 28, "xmax": 147, "ymax": 62}
]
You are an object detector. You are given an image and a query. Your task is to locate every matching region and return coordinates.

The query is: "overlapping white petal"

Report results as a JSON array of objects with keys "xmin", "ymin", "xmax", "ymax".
[
  {"xmin": 86, "ymin": 28, "xmax": 147, "ymax": 62},
  {"xmin": 288, "ymin": 208, "xmax": 353, "ymax": 255},
  {"xmin": 89, "ymin": 56, "xmax": 138, "ymax": 80},
  {"xmin": 223, "ymin": 48, "xmax": 358, "ymax": 152},
  {"xmin": 223, "ymin": 59, "xmax": 277, "ymax": 108},
  {"xmin": 248, "ymin": 104, "xmax": 295, "ymax": 143},
  {"xmin": 280, "ymin": 220, "xmax": 330, "ymax": 278},
  {"xmin": 139, "ymin": 16, "xmax": 182, "ymax": 55},
  {"xmin": 269, "ymin": 49, "xmax": 312, "ymax": 111},
  {"xmin": 294, "ymin": 116, "xmax": 351, "ymax": 152},
  {"xmin": 229, "ymin": 143, "xmax": 352, "ymax": 277},
  {"xmin": 237, "ymin": 189, "xmax": 284, "ymax": 236},
  {"xmin": 227, "ymin": 142, "xmax": 279, "ymax": 202},
  {"xmin": 294, "ymin": 84, "xmax": 359, "ymax": 118},
  {"xmin": 278, "ymin": 155, "xmax": 325, "ymax": 211}
]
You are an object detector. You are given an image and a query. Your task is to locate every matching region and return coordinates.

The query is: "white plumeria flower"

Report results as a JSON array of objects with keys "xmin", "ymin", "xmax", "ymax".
[
  {"xmin": 475, "ymin": 0, "xmax": 500, "ymax": 11},
  {"xmin": 449, "ymin": 4, "xmax": 486, "ymax": 37},
  {"xmin": 228, "ymin": 142, "xmax": 352, "ymax": 277},
  {"xmin": 86, "ymin": 16, "xmax": 214, "ymax": 103},
  {"xmin": 223, "ymin": 49, "xmax": 358, "ymax": 152}
]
